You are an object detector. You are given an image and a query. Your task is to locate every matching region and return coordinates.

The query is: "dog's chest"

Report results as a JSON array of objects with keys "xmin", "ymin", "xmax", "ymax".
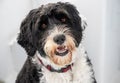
[{"xmin": 39, "ymin": 67, "xmax": 73, "ymax": 83}]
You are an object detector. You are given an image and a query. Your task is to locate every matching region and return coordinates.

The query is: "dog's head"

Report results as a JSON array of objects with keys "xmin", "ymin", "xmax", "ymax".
[{"xmin": 18, "ymin": 2, "xmax": 87, "ymax": 66}]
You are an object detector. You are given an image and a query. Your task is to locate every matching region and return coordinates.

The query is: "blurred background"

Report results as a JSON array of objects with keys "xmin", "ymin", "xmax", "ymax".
[{"xmin": 0, "ymin": 0, "xmax": 120, "ymax": 83}]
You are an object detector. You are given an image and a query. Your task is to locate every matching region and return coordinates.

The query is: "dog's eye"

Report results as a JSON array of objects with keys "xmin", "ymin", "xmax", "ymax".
[
  {"xmin": 38, "ymin": 22, "xmax": 47, "ymax": 30},
  {"xmin": 61, "ymin": 17, "xmax": 66, "ymax": 23},
  {"xmin": 55, "ymin": 13, "xmax": 68, "ymax": 23},
  {"xmin": 41, "ymin": 23, "xmax": 47, "ymax": 29},
  {"xmin": 39, "ymin": 15, "xmax": 48, "ymax": 30}
]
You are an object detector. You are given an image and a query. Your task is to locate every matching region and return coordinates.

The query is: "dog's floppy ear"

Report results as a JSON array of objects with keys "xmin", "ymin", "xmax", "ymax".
[{"xmin": 17, "ymin": 9, "xmax": 38, "ymax": 56}]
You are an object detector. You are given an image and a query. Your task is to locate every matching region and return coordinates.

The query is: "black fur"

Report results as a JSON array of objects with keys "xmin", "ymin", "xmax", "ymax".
[
  {"xmin": 16, "ymin": 57, "xmax": 42, "ymax": 83},
  {"xmin": 17, "ymin": 9, "xmax": 38, "ymax": 56}
]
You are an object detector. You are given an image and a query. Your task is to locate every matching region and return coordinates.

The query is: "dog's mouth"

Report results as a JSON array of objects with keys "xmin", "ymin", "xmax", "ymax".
[{"xmin": 55, "ymin": 45, "xmax": 69, "ymax": 56}]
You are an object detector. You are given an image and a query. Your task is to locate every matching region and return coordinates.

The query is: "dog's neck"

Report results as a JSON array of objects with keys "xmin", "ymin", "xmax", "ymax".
[
  {"xmin": 37, "ymin": 56, "xmax": 73, "ymax": 73},
  {"xmin": 34, "ymin": 53, "xmax": 73, "ymax": 73}
]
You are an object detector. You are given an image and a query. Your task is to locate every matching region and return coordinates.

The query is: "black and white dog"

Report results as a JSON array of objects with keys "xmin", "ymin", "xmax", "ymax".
[{"xmin": 16, "ymin": 2, "xmax": 96, "ymax": 83}]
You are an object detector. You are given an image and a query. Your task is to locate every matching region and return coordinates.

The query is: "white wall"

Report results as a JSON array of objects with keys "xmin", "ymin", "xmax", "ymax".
[
  {"xmin": 0, "ymin": 0, "xmax": 32, "ymax": 82},
  {"xmin": 103, "ymin": 0, "xmax": 120, "ymax": 83}
]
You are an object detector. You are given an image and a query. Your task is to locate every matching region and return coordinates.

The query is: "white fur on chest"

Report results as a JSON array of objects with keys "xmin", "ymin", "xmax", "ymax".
[
  {"xmin": 41, "ymin": 68, "xmax": 73, "ymax": 83},
  {"xmin": 40, "ymin": 56, "xmax": 94, "ymax": 83},
  {"xmin": 36, "ymin": 45, "xmax": 95, "ymax": 83}
]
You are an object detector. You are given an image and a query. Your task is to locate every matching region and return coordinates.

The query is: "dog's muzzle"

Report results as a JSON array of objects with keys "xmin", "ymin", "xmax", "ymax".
[
  {"xmin": 53, "ymin": 34, "xmax": 69, "ymax": 56},
  {"xmin": 43, "ymin": 25, "xmax": 76, "ymax": 66}
]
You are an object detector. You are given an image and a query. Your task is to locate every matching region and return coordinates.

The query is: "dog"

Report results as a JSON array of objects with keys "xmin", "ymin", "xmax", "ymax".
[{"xmin": 16, "ymin": 2, "xmax": 96, "ymax": 83}]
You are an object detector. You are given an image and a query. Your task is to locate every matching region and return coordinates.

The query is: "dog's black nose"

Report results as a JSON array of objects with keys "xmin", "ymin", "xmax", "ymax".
[{"xmin": 53, "ymin": 34, "xmax": 66, "ymax": 45}]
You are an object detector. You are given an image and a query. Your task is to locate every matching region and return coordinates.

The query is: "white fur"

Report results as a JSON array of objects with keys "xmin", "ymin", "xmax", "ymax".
[
  {"xmin": 80, "ymin": 14, "xmax": 87, "ymax": 30},
  {"xmin": 32, "ymin": 44, "xmax": 94, "ymax": 83}
]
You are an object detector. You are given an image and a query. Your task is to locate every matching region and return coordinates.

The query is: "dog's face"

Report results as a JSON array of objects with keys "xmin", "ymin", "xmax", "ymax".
[{"xmin": 18, "ymin": 2, "xmax": 86, "ymax": 66}]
